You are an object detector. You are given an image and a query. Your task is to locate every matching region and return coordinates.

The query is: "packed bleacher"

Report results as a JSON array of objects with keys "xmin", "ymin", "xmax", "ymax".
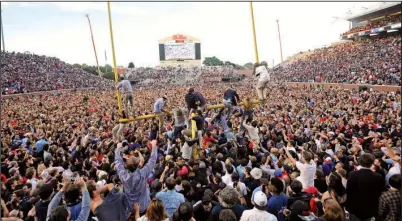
[
  {"xmin": 273, "ymin": 36, "xmax": 401, "ymax": 85},
  {"xmin": 126, "ymin": 66, "xmax": 240, "ymax": 86},
  {"xmin": 1, "ymin": 52, "xmax": 113, "ymax": 95},
  {"xmin": 342, "ymin": 13, "xmax": 401, "ymax": 36}
]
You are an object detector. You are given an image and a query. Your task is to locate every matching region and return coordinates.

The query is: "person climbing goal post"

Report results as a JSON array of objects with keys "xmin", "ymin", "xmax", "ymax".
[{"xmin": 253, "ymin": 61, "xmax": 270, "ymax": 101}]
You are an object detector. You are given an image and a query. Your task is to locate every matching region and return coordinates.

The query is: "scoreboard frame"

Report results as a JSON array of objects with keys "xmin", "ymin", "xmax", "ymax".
[{"xmin": 158, "ymin": 34, "xmax": 201, "ymax": 67}]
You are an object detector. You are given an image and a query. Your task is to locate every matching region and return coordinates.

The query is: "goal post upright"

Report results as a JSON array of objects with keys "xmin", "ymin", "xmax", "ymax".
[
  {"xmin": 107, "ymin": 2, "xmax": 123, "ymax": 116},
  {"xmin": 250, "ymin": 2, "xmax": 259, "ymax": 64}
]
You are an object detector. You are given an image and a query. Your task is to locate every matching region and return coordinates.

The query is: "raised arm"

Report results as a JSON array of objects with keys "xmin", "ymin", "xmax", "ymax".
[
  {"xmin": 114, "ymin": 143, "xmax": 130, "ymax": 183},
  {"xmin": 46, "ymin": 190, "xmax": 64, "ymax": 221},
  {"xmin": 139, "ymin": 140, "xmax": 158, "ymax": 178},
  {"xmin": 75, "ymin": 181, "xmax": 90, "ymax": 221},
  {"xmin": 285, "ymin": 148, "xmax": 297, "ymax": 165}
]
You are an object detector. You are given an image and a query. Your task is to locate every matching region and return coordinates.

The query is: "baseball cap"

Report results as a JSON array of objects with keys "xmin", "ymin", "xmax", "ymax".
[
  {"xmin": 250, "ymin": 168, "xmax": 262, "ymax": 180},
  {"xmin": 274, "ymin": 169, "xmax": 283, "ymax": 178},
  {"xmin": 290, "ymin": 200, "xmax": 310, "ymax": 214},
  {"xmin": 8, "ymin": 161, "xmax": 18, "ymax": 169},
  {"xmin": 305, "ymin": 186, "xmax": 319, "ymax": 195},
  {"xmin": 253, "ymin": 191, "xmax": 267, "ymax": 207},
  {"xmin": 199, "ymin": 161, "xmax": 206, "ymax": 169},
  {"xmin": 202, "ymin": 194, "xmax": 212, "ymax": 205}
]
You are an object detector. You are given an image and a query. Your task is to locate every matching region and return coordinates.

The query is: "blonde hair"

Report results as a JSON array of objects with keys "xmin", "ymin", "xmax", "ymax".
[
  {"xmin": 323, "ymin": 199, "xmax": 345, "ymax": 221},
  {"xmin": 146, "ymin": 198, "xmax": 169, "ymax": 221}
]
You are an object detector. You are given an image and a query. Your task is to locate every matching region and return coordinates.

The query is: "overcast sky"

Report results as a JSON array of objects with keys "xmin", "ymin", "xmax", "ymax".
[{"xmin": 1, "ymin": 2, "xmax": 380, "ymax": 67}]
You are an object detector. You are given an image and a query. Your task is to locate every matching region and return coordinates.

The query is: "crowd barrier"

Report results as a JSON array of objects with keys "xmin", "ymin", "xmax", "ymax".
[{"xmin": 284, "ymin": 82, "xmax": 401, "ymax": 92}]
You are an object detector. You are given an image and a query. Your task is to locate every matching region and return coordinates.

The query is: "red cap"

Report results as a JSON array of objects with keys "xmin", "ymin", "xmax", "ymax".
[
  {"xmin": 178, "ymin": 166, "xmax": 189, "ymax": 176},
  {"xmin": 305, "ymin": 186, "xmax": 319, "ymax": 195},
  {"xmin": 288, "ymin": 134, "xmax": 294, "ymax": 140}
]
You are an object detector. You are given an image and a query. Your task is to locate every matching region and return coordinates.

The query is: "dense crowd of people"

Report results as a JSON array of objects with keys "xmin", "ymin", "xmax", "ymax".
[
  {"xmin": 1, "ymin": 78, "xmax": 401, "ymax": 221},
  {"xmin": 273, "ymin": 35, "xmax": 401, "ymax": 85},
  {"xmin": 125, "ymin": 66, "xmax": 239, "ymax": 86},
  {"xmin": 1, "ymin": 52, "xmax": 113, "ymax": 95},
  {"xmin": 342, "ymin": 13, "xmax": 401, "ymax": 36}
]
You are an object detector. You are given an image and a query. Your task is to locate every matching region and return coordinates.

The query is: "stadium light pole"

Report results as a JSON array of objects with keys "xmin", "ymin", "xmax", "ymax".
[
  {"xmin": 107, "ymin": 2, "xmax": 123, "ymax": 115},
  {"xmin": 249, "ymin": 2, "xmax": 259, "ymax": 63},
  {"xmin": 276, "ymin": 19, "xmax": 284, "ymax": 63},
  {"xmin": 1, "ymin": 9, "xmax": 5, "ymax": 52},
  {"xmin": 85, "ymin": 14, "xmax": 101, "ymax": 77}
]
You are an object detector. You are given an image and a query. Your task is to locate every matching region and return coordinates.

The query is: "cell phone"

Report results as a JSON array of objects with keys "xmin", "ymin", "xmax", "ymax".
[{"xmin": 70, "ymin": 172, "xmax": 79, "ymax": 182}]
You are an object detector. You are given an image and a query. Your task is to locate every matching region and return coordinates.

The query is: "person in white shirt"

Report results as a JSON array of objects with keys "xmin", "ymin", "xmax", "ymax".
[
  {"xmin": 228, "ymin": 172, "xmax": 247, "ymax": 197},
  {"xmin": 285, "ymin": 148, "xmax": 316, "ymax": 189},
  {"xmin": 384, "ymin": 140, "xmax": 401, "ymax": 185},
  {"xmin": 222, "ymin": 165, "xmax": 234, "ymax": 186},
  {"xmin": 26, "ymin": 168, "xmax": 38, "ymax": 191},
  {"xmin": 240, "ymin": 191, "xmax": 278, "ymax": 221},
  {"xmin": 253, "ymin": 61, "xmax": 270, "ymax": 101},
  {"xmin": 242, "ymin": 116, "xmax": 260, "ymax": 148}
]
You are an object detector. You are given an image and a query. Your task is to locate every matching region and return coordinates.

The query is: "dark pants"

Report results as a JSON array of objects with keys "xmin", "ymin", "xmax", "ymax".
[
  {"xmin": 349, "ymin": 213, "xmax": 374, "ymax": 221},
  {"xmin": 173, "ymin": 126, "xmax": 185, "ymax": 140}
]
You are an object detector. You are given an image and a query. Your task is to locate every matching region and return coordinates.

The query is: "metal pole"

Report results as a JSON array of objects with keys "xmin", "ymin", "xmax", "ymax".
[
  {"xmin": 250, "ymin": 2, "xmax": 259, "ymax": 63},
  {"xmin": 120, "ymin": 99, "xmax": 264, "ymax": 123},
  {"xmin": 107, "ymin": 2, "xmax": 123, "ymax": 115},
  {"xmin": 85, "ymin": 14, "xmax": 101, "ymax": 76},
  {"xmin": 1, "ymin": 9, "xmax": 5, "ymax": 52},
  {"xmin": 105, "ymin": 50, "xmax": 107, "ymax": 75},
  {"xmin": 276, "ymin": 19, "xmax": 284, "ymax": 63}
]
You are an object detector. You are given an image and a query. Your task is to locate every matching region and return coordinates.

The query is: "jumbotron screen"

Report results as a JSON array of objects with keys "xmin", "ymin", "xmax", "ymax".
[{"xmin": 164, "ymin": 42, "xmax": 196, "ymax": 60}]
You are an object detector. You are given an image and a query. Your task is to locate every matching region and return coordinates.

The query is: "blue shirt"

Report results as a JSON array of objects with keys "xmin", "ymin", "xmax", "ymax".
[
  {"xmin": 36, "ymin": 139, "xmax": 49, "ymax": 152},
  {"xmin": 267, "ymin": 193, "xmax": 288, "ymax": 217},
  {"xmin": 115, "ymin": 143, "xmax": 157, "ymax": 215},
  {"xmin": 154, "ymin": 98, "xmax": 164, "ymax": 113},
  {"xmin": 156, "ymin": 190, "xmax": 185, "ymax": 218},
  {"xmin": 236, "ymin": 165, "xmax": 245, "ymax": 180},
  {"xmin": 117, "ymin": 80, "xmax": 133, "ymax": 93}
]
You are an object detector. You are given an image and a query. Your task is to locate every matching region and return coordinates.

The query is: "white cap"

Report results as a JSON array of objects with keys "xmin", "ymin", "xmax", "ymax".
[
  {"xmin": 250, "ymin": 168, "xmax": 262, "ymax": 180},
  {"xmin": 253, "ymin": 191, "xmax": 267, "ymax": 207}
]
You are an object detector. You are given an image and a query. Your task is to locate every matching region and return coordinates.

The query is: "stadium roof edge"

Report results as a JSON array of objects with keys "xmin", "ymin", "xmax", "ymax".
[{"xmin": 344, "ymin": 2, "xmax": 401, "ymax": 21}]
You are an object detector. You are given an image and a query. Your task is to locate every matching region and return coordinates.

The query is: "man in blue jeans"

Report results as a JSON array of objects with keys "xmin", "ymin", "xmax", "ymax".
[{"xmin": 223, "ymin": 86, "xmax": 240, "ymax": 119}]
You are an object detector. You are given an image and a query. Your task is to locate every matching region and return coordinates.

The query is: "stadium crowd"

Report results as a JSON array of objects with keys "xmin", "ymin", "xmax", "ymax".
[
  {"xmin": 125, "ymin": 66, "xmax": 239, "ymax": 86},
  {"xmin": 342, "ymin": 13, "xmax": 401, "ymax": 36},
  {"xmin": 1, "ymin": 79, "xmax": 401, "ymax": 221},
  {"xmin": 1, "ymin": 52, "xmax": 113, "ymax": 95},
  {"xmin": 1, "ymin": 27, "xmax": 402, "ymax": 221},
  {"xmin": 273, "ymin": 36, "xmax": 401, "ymax": 85}
]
